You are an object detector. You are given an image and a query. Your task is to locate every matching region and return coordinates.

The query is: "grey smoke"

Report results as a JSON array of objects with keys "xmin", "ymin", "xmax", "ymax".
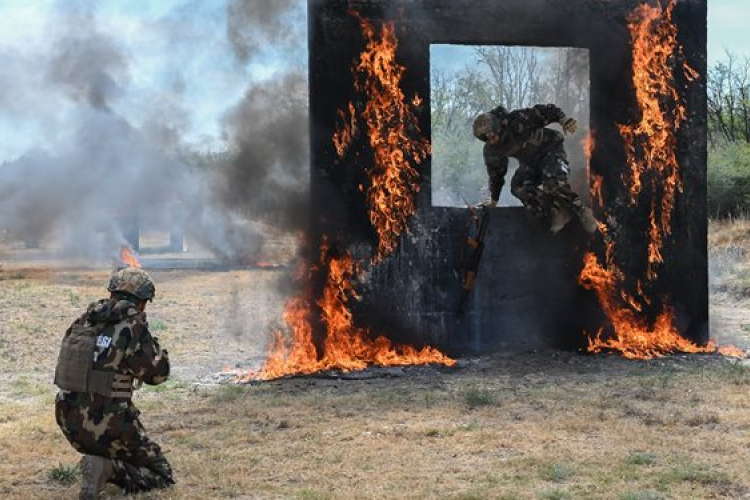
[
  {"xmin": 226, "ymin": 0, "xmax": 304, "ymax": 64},
  {"xmin": 218, "ymin": 0, "xmax": 309, "ymax": 232},
  {"xmin": 48, "ymin": 30, "xmax": 129, "ymax": 111},
  {"xmin": 0, "ymin": 0, "xmax": 310, "ymax": 263},
  {"xmin": 220, "ymin": 70, "xmax": 310, "ymax": 231}
]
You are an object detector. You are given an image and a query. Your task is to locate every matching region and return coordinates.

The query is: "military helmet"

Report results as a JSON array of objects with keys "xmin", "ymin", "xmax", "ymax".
[
  {"xmin": 473, "ymin": 113, "xmax": 498, "ymax": 141},
  {"xmin": 107, "ymin": 267, "xmax": 156, "ymax": 301}
]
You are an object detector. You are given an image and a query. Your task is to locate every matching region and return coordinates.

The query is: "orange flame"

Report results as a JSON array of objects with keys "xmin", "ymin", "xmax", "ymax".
[
  {"xmin": 333, "ymin": 102, "xmax": 357, "ymax": 158},
  {"xmin": 238, "ymin": 249, "xmax": 455, "ymax": 382},
  {"xmin": 582, "ymin": 129, "xmax": 595, "ymax": 165},
  {"xmin": 238, "ymin": 14, "xmax": 454, "ymax": 381},
  {"xmin": 582, "ymin": 130, "xmax": 604, "ymax": 206},
  {"xmin": 579, "ymin": 0, "xmax": 744, "ymax": 360},
  {"xmin": 334, "ymin": 13, "xmax": 430, "ymax": 261},
  {"xmin": 120, "ymin": 246, "xmax": 142, "ymax": 268},
  {"xmin": 617, "ymin": 0, "xmax": 696, "ymax": 279},
  {"xmin": 580, "ymin": 252, "xmax": 715, "ymax": 359}
]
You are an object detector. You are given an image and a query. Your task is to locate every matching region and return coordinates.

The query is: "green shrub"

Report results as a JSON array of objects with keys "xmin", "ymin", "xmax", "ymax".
[
  {"xmin": 540, "ymin": 463, "xmax": 573, "ymax": 483},
  {"xmin": 708, "ymin": 142, "xmax": 750, "ymax": 218},
  {"xmin": 625, "ymin": 451, "xmax": 657, "ymax": 466},
  {"xmin": 49, "ymin": 463, "xmax": 78, "ymax": 484},
  {"xmin": 463, "ymin": 386, "xmax": 495, "ymax": 408},
  {"xmin": 149, "ymin": 319, "xmax": 168, "ymax": 331}
]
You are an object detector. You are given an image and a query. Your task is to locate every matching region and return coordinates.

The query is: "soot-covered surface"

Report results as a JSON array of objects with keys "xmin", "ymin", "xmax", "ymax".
[{"xmin": 308, "ymin": 0, "xmax": 707, "ymax": 355}]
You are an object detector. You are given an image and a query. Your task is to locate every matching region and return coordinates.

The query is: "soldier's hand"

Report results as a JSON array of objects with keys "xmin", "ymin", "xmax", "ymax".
[
  {"xmin": 479, "ymin": 199, "xmax": 497, "ymax": 208},
  {"xmin": 560, "ymin": 117, "xmax": 578, "ymax": 135}
]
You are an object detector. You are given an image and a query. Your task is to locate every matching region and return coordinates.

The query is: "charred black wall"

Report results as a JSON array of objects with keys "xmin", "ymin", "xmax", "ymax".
[{"xmin": 309, "ymin": 0, "xmax": 708, "ymax": 355}]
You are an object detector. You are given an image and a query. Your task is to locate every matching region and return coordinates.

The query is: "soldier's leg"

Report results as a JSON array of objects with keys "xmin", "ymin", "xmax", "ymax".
[
  {"xmin": 540, "ymin": 156, "xmax": 598, "ymax": 233},
  {"xmin": 56, "ymin": 395, "xmax": 174, "ymax": 493},
  {"xmin": 540, "ymin": 156, "xmax": 584, "ymax": 214},
  {"xmin": 510, "ymin": 163, "xmax": 549, "ymax": 217},
  {"xmin": 107, "ymin": 417, "xmax": 174, "ymax": 494}
]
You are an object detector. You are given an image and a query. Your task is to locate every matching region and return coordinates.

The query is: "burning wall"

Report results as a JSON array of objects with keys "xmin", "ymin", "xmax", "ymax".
[{"xmin": 308, "ymin": 0, "xmax": 707, "ymax": 355}]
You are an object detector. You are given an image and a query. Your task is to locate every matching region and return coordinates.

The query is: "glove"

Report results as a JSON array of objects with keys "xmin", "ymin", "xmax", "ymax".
[
  {"xmin": 479, "ymin": 199, "xmax": 497, "ymax": 208},
  {"xmin": 560, "ymin": 117, "xmax": 578, "ymax": 135}
]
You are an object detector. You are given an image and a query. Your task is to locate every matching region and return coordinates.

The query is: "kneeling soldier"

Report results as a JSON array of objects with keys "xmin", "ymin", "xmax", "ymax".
[{"xmin": 54, "ymin": 267, "xmax": 174, "ymax": 499}]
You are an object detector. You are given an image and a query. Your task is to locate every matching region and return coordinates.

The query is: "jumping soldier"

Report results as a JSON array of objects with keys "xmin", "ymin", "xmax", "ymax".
[
  {"xmin": 54, "ymin": 267, "xmax": 174, "ymax": 499},
  {"xmin": 472, "ymin": 104, "xmax": 598, "ymax": 234}
]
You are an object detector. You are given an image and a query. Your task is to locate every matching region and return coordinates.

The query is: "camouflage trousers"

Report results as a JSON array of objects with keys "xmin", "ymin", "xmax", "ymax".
[
  {"xmin": 55, "ymin": 392, "xmax": 175, "ymax": 493},
  {"xmin": 510, "ymin": 152, "xmax": 583, "ymax": 218}
]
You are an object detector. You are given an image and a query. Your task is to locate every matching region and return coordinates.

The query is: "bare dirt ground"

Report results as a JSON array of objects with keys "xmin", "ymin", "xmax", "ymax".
[{"xmin": 1, "ymin": 222, "xmax": 750, "ymax": 500}]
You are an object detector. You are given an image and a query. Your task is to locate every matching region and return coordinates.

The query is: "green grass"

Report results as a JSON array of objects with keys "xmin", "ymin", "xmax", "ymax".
[
  {"xmin": 540, "ymin": 463, "xmax": 573, "ymax": 483},
  {"xmin": 719, "ymin": 361, "xmax": 750, "ymax": 385},
  {"xmin": 139, "ymin": 378, "xmax": 191, "ymax": 393},
  {"xmin": 657, "ymin": 462, "xmax": 733, "ymax": 488},
  {"xmin": 13, "ymin": 321, "xmax": 43, "ymax": 335},
  {"xmin": 10, "ymin": 375, "xmax": 50, "ymax": 397},
  {"xmin": 456, "ymin": 419, "xmax": 483, "ymax": 432},
  {"xmin": 626, "ymin": 452, "xmax": 657, "ymax": 466},
  {"xmin": 65, "ymin": 289, "xmax": 81, "ymax": 307},
  {"xmin": 297, "ymin": 489, "xmax": 333, "ymax": 500},
  {"xmin": 452, "ymin": 488, "xmax": 490, "ymax": 500},
  {"xmin": 149, "ymin": 319, "xmax": 168, "ymax": 331},
  {"xmin": 620, "ymin": 491, "xmax": 665, "ymax": 500},
  {"xmin": 48, "ymin": 463, "xmax": 78, "ymax": 484},
  {"xmin": 463, "ymin": 386, "xmax": 495, "ymax": 408},
  {"xmin": 212, "ymin": 383, "xmax": 248, "ymax": 402},
  {"xmin": 537, "ymin": 488, "xmax": 570, "ymax": 500}
]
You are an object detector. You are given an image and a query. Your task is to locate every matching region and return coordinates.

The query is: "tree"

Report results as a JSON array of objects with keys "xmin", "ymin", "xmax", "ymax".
[
  {"xmin": 708, "ymin": 51, "xmax": 750, "ymax": 145},
  {"xmin": 474, "ymin": 46, "xmax": 544, "ymax": 109}
]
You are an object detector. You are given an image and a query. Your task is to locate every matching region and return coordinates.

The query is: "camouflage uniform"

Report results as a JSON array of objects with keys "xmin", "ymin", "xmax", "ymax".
[
  {"xmin": 55, "ymin": 298, "xmax": 174, "ymax": 493},
  {"xmin": 481, "ymin": 104, "xmax": 584, "ymax": 218}
]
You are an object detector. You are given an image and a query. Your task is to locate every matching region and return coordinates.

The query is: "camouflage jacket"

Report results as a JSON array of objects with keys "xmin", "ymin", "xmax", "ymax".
[
  {"xmin": 56, "ymin": 298, "xmax": 170, "ymax": 412},
  {"xmin": 484, "ymin": 104, "xmax": 567, "ymax": 201}
]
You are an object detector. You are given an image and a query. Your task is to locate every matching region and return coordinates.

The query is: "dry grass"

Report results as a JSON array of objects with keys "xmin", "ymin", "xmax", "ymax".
[
  {"xmin": 709, "ymin": 218, "xmax": 750, "ymax": 349},
  {"xmin": 2, "ymin": 355, "xmax": 750, "ymax": 499},
  {"xmin": 1, "ymin": 223, "xmax": 750, "ymax": 499},
  {"xmin": 709, "ymin": 217, "xmax": 750, "ymax": 297}
]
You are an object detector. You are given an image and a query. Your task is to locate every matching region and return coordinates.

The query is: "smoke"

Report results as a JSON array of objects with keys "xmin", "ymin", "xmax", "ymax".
[
  {"xmin": 226, "ymin": 0, "xmax": 303, "ymax": 64},
  {"xmin": 47, "ymin": 11, "xmax": 129, "ymax": 111},
  {"xmin": 218, "ymin": 0, "xmax": 310, "ymax": 232},
  {"xmin": 0, "ymin": 0, "xmax": 309, "ymax": 263},
  {"xmin": 220, "ymin": 71, "xmax": 309, "ymax": 230}
]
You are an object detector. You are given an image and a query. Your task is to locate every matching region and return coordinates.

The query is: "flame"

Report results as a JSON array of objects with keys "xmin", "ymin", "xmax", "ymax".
[
  {"xmin": 238, "ymin": 249, "xmax": 455, "ymax": 382},
  {"xmin": 582, "ymin": 130, "xmax": 604, "ymax": 206},
  {"xmin": 617, "ymin": 0, "xmax": 696, "ymax": 279},
  {"xmin": 582, "ymin": 129, "xmax": 595, "ymax": 165},
  {"xmin": 335, "ymin": 13, "xmax": 430, "ymax": 261},
  {"xmin": 580, "ymin": 251, "xmax": 715, "ymax": 359},
  {"xmin": 711, "ymin": 343, "xmax": 748, "ymax": 359},
  {"xmin": 580, "ymin": 0, "xmax": 744, "ymax": 360},
  {"xmin": 120, "ymin": 246, "xmax": 142, "ymax": 268},
  {"xmin": 333, "ymin": 103, "xmax": 357, "ymax": 158},
  {"xmin": 238, "ymin": 14, "xmax": 453, "ymax": 381}
]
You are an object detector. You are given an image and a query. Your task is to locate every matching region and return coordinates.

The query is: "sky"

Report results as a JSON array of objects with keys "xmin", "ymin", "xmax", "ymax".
[{"xmin": 0, "ymin": 0, "xmax": 746, "ymax": 164}]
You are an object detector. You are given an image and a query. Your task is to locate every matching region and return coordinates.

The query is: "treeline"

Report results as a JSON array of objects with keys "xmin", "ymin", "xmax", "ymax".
[{"xmin": 708, "ymin": 51, "xmax": 750, "ymax": 218}]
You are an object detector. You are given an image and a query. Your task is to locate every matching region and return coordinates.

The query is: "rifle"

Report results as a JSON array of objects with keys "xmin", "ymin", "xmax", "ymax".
[{"xmin": 458, "ymin": 203, "xmax": 490, "ymax": 313}]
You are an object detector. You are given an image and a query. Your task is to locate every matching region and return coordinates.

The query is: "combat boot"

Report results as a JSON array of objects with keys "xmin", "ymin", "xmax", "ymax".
[
  {"xmin": 79, "ymin": 455, "xmax": 113, "ymax": 500},
  {"xmin": 550, "ymin": 207, "xmax": 572, "ymax": 233},
  {"xmin": 577, "ymin": 207, "xmax": 599, "ymax": 234}
]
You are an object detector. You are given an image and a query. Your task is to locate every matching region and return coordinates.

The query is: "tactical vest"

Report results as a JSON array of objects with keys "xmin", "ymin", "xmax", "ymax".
[
  {"xmin": 54, "ymin": 324, "xmax": 134, "ymax": 398},
  {"xmin": 499, "ymin": 128, "xmax": 563, "ymax": 161}
]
